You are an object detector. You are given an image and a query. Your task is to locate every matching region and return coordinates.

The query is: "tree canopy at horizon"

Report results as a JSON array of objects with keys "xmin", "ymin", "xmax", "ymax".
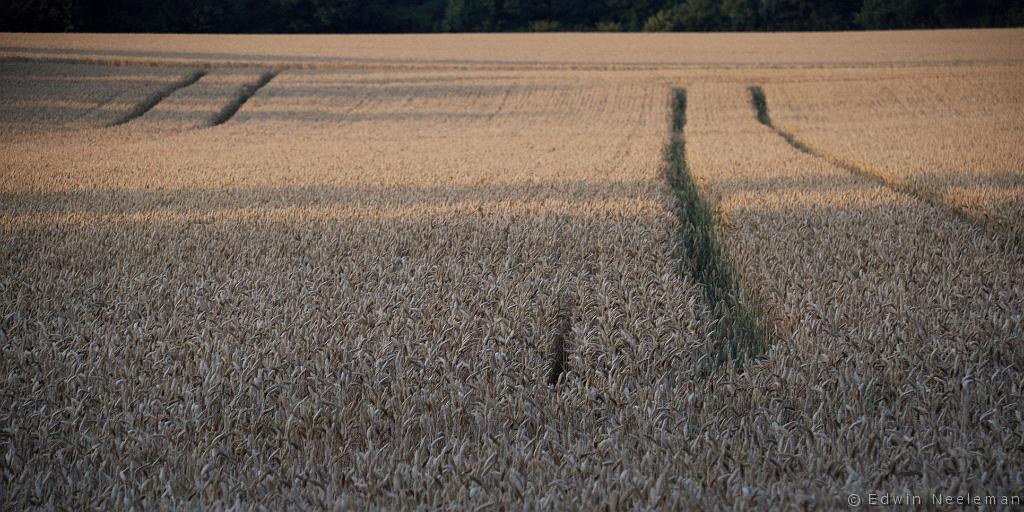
[{"xmin": 3, "ymin": 0, "xmax": 1023, "ymax": 34}]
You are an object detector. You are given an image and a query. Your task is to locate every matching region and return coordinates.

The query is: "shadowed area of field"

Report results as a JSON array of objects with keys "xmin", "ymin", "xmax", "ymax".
[
  {"xmin": 0, "ymin": 61, "xmax": 196, "ymax": 132},
  {"xmin": 0, "ymin": 179, "xmax": 653, "ymax": 217}
]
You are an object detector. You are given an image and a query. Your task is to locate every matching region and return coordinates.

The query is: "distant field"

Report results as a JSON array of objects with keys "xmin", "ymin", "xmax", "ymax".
[
  {"xmin": 3, "ymin": 29, "xmax": 1024, "ymax": 68},
  {"xmin": 1, "ymin": 31, "xmax": 1023, "ymax": 509}
]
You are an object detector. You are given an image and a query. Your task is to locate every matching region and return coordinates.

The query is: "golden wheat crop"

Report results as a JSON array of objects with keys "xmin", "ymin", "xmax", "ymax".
[
  {"xmin": 762, "ymin": 65, "xmax": 1024, "ymax": 244},
  {"xmin": 1, "ymin": 31, "xmax": 1023, "ymax": 509},
  {"xmin": 2, "ymin": 65, "xmax": 725, "ymax": 509}
]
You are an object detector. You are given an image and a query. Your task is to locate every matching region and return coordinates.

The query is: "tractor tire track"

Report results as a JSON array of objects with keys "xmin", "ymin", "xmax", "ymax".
[
  {"xmin": 106, "ymin": 69, "xmax": 206, "ymax": 127},
  {"xmin": 666, "ymin": 88, "xmax": 767, "ymax": 372},
  {"xmin": 204, "ymin": 69, "xmax": 279, "ymax": 127}
]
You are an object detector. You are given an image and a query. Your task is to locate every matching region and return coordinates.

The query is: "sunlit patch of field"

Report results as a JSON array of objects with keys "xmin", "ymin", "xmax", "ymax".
[{"xmin": 762, "ymin": 65, "xmax": 1024, "ymax": 243}]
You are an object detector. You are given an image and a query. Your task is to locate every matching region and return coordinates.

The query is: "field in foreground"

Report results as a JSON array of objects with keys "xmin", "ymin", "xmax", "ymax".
[{"xmin": 1, "ymin": 31, "xmax": 1023, "ymax": 509}]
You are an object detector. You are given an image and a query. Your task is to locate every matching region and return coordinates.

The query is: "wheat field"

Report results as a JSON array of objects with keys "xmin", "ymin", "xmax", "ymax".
[{"xmin": 1, "ymin": 30, "xmax": 1023, "ymax": 509}]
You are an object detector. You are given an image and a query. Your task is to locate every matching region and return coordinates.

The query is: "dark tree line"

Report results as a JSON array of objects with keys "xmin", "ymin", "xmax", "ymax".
[{"xmin": 3, "ymin": 0, "xmax": 1023, "ymax": 33}]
